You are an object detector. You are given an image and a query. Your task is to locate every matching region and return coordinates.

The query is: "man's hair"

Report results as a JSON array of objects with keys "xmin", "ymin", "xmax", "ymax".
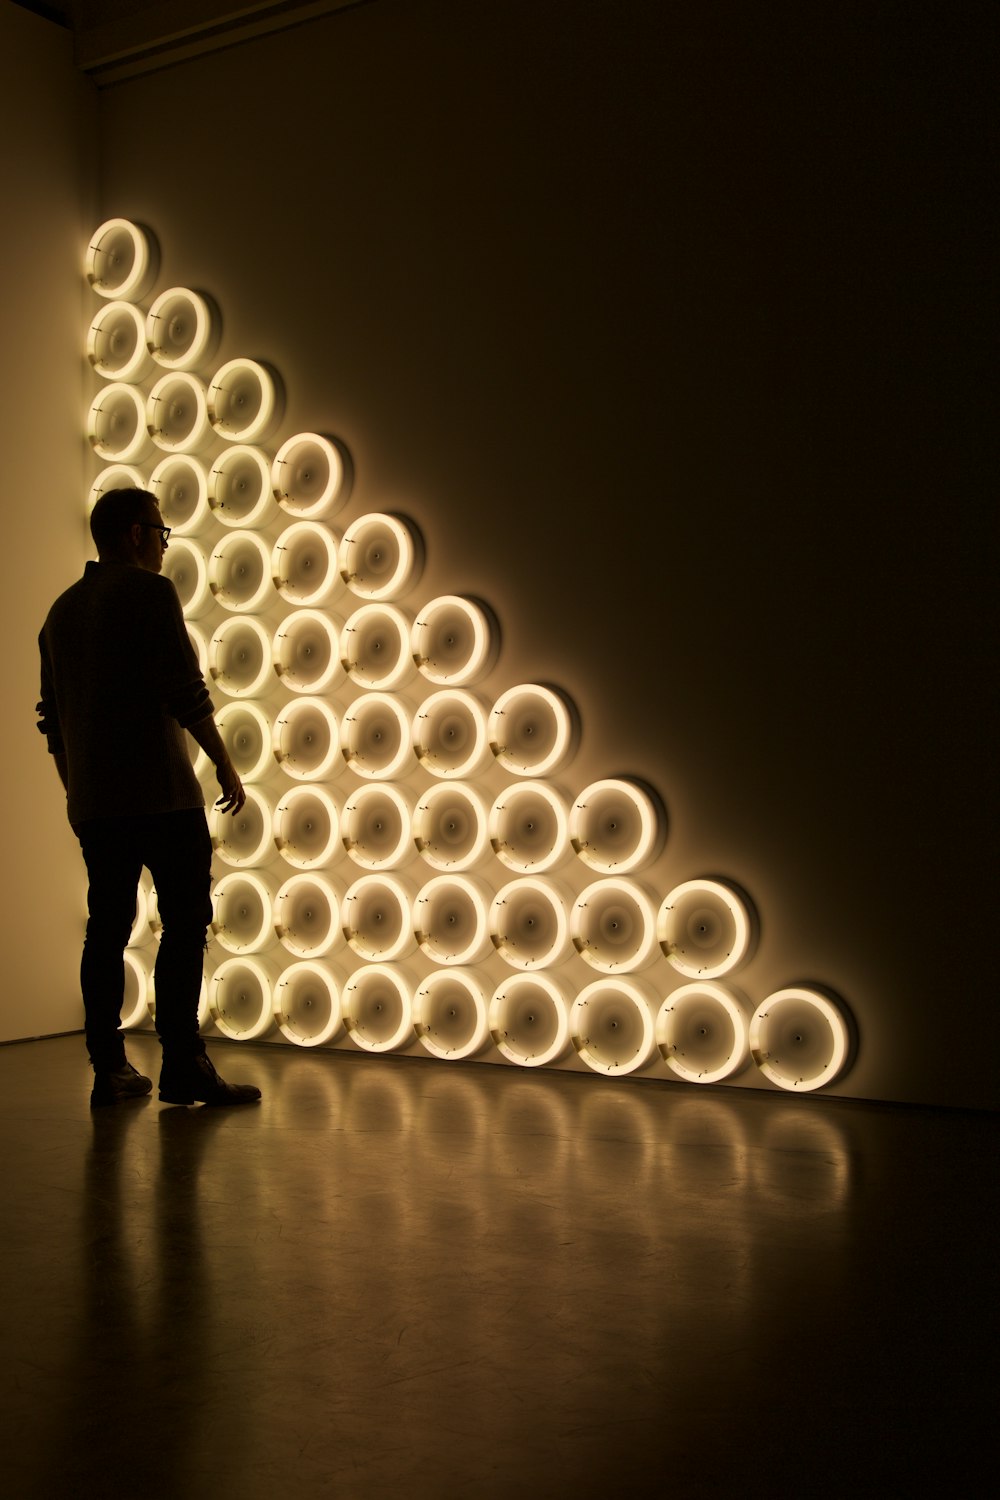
[{"xmin": 90, "ymin": 487, "xmax": 156, "ymax": 552}]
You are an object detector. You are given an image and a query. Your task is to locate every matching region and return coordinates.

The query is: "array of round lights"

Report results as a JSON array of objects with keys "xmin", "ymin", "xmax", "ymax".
[{"xmin": 85, "ymin": 218, "xmax": 852, "ymax": 1092}]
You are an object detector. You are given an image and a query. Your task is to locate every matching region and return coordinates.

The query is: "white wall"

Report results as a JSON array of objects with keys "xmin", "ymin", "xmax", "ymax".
[{"xmin": 0, "ymin": 2, "xmax": 98, "ymax": 1040}]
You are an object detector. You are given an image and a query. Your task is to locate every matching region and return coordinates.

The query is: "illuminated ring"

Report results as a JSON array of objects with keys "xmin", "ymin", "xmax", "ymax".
[
  {"xmin": 413, "ymin": 689, "xmax": 492, "ymax": 779},
  {"xmin": 129, "ymin": 876, "xmax": 150, "ymax": 945},
  {"xmin": 274, "ymin": 873, "xmax": 340, "ymax": 959},
  {"xmin": 271, "ymin": 432, "xmax": 346, "ymax": 518},
  {"xmin": 272, "ymin": 697, "xmax": 341, "ymax": 782},
  {"xmin": 488, "ymin": 781, "xmax": 570, "ymax": 873},
  {"xmin": 208, "ymin": 616, "xmax": 273, "ymax": 698},
  {"xmin": 145, "ymin": 287, "xmax": 219, "ymax": 371},
  {"xmin": 413, "ymin": 874, "xmax": 493, "ymax": 966},
  {"xmin": 489, "ymin": 877, "xmax": 572, "ymax": 971},
  {"xmin": 413, "ymin": 782, "xmax": 490, "ymax": 871},
  {"xmin": 210, "ymin": 871, "xmax": 274, "ymax": 955},
  {"xmin": 340, "ymin": 512, "xmax": 423, "ymax": 600},
  {"xmin": 489, "ymin": 973, "xmax": 571, "ymax": 1068},
  {"xmin": 655, "ymin": 983, "xmax": 750, "ymax": 1084},
  {"xmin": 411, "ymin": 594, "xmax": 498, "ymax": 686},
  {"xmin": 207, "ymin": 445, "xmax": 275, "ymax": 529},
  {"xmin": 87, "ymin": 301, "xmax": 152, "ymax": 382},
  {"xmin": 121, "ymin": 949, "xmax": 151, "ymax": 1030},
  {"xmin": 271, "ymin": 521, "xmax": 340, "ymax": 606},
  {"xmin": 208, "ymin": 529, "xmax": 273, "ymax": 613},
  {"xmin": 570, "ymin": 978, "xmax": 657, "ymax": 1077},
  {"xmin": 146, "ymin": 372, "xmax": 213, "ymax": 454},
  {"xmin": 208, "ymin": 357, "xmax": 282, "ymax": 443},
  {"xmin": 214, "ymin": 702, "xmax": 273, "ymax": 784},
  {"xmin": 489, "ymin": 684, "xmax": 577, "ymax": 777},
  {"xmin": 273, "ymin": 961, "xmax": 342, "ymax": 1047},
  {"xmin": 271, "ymin": 609, "xmax": 344, "ymax": 695},
  {"xmin": 85, "ymin": 218, "xmax": 158, "ymax": 301},
  {"xmin": 186, "ymin": 622, "xmax": 209, "ymax": 675},
  {"xmin": 569, "ymin": 778, "xmax": 664, "ymax": 875},
  {"xmin": 208, "ymin": 785, "xmax": 274, "ymax": 868},
  {"xmin": 87, "ymin": 464, "xmax": 145, "ymax": 514},
  {"xmin": 273, "ymin": 785, "xmax": 341, "ymax": 870},
  {"xmin": 749, "ymin": 988, "xmax": 850, "ymax": 1093},
  {"xmin": 208, "ymin": 955, "xmax": 275, "ymax": 1040},
  {"xmin": 340, "ymin": 693, "xmax": 413, "ymax": 780},
  {"xmin": 413, "ymin": 969, "xmax": 490, "ymax": 1061},
  {"xmin": 88, "ymin": 382, "xmax": 152, "ymax": 464},
  {"xmin": 149, "ymin": 454, "xmax": 210, "ymax": 534},
  {"xmin": 342, "ymin": 874, "xmax": 416, "ymax": 962},
  {"xmin": 341, "ymin": 963, "xmax": 413, "ymax": 1053},
  {"xmin": 657, "ymin": 879, "xmax": 753, "ymax": 978},
  {"xmin": 571, "ymin": 878, "xmax": 659, "ymax": 973},
  {"xmin": 340, "ymin": 603, "xmax": 414, "ymax": 691},
  {"xmin": 341, "ymin": 783, "xmax": 414, "ymax": 870},
  {"xmin": 162, "ymin": 537, "xmax": 211, "ymax": 619}
]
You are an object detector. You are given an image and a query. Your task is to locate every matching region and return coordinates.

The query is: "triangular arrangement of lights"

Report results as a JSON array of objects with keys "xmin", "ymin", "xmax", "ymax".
[{"xmin": 82, "ymin": 217, "xmax": 852, "ymax": 1092}]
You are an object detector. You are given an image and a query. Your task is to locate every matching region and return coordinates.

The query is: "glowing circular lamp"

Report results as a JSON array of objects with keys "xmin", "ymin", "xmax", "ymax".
[
  {"xmin": 489, "ymin": 973, "xmax": 571, "ymax": 1068},
  {"xmin": 413, "ymin": 969, "xmax": 490, "ymax": 1061},
  {"xmin": 657, "ymin": 879, "xmax": 754, "ymax": 978},
  {"xmin": 749, "ymin": 988, "xmax": 850, "ymax": 1092},
  {"xmin": 655, "ymin": 982, "xmax": 750, "ymax": 1084},
  {"xmin": 570, "ymin": 978, "xmax": 657, "ymax": 1076}
]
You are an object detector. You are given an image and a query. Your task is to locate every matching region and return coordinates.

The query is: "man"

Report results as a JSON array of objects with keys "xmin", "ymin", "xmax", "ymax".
[{"xmin": 37, "ymin": 486, "xmax": 261, "ymax": 1107}]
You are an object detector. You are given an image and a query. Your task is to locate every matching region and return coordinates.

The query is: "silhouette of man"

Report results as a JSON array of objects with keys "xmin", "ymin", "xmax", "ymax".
[{"xmin": 37, "ymin": 487, "xmax": 261, "ymax": 1107}]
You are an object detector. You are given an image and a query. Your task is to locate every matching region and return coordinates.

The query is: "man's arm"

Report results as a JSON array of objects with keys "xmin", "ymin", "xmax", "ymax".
[{"xmin": 187, "ymin": 714, "xmax": 246, "ymax": 814}]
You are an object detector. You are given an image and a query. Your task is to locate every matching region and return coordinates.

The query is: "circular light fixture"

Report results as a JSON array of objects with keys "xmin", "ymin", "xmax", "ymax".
[
  {"xmin": 342, "ymin": 873, "xmax": 416, "ymax": 962},
  {"xmin": 657, "ymin": 879, "xmax": 754, "ymax": 978},
  {"xmin": 489, "ymin": 973, "xmax": 571, "ymax": 1068},
  {"xmin": 340, "ymin": 512, "xmax": 423, "ymax": 600},
  {"xmin": 162, "ymin": 537, "xmax": 211, "ymax": 619},
  {"xmin": 87, "ymin": 300, "xmax": 153, "ymax": 383},
  {"xmin": 413, "ymin": 689, "xmax": 493, "ymax": 779},
  {"xmin": 208, "ymin": 529, "xmax": 273, "ymax": 613},
  {"xmin": 208, "ymin": 616, "xmax": 273, "ymax": 698},
  {"xmin": 488, "ymin": 781, "xmax": 570, "ymax": 873},
  {"xmin": 655, "ymin": 982, "xmax": 750, "ymax": 1084},
  {"xmin": 85, "ymin": 218, "xmax": 159, "ymax": 302},
  {"xmin": 271, "ymin": 521, "xmax": 341, "ymax": 606},
  {"xmin": 340, "ymin": 603, "xmax": 414, "ymax": 691},
  {"xmin": 411, "ymin": 594, "xmax": 498, "ymax": 686},
  {"xmin": 272, "ymin": 609, "xmax": 344, "ymax": 694},
  {"xmin": 569, "ymin": 778, "xmax": 665, "ymax": 875},
  {"xmin": 340, "ymin": 693, "xmax": 413, "ymax": 780},
  {"xmin": 749, "ymin": 988, "xmax": 850, "ymax": 1092},
  {"xmin": 208, "ymin": 784, "xmax": 274, "ymax": 867},
  {"xmin": 213, "ymin": 702, "xmax": 273, "ymax": 784},
  {"xmin": 208, "ymin": 357, "xmax": 282, "ymax": 443},
  {"xmin": 208, "ymin": 445, "xmax": 275, "ymax": 528},
  {"xmin": 570, "ymin": 978, "xmax": 657, "ymax": 1076},
  {"xmin": 149, "ymin": 454, "xmax": 211, "ymax": 534},
  {"xmin": 489, "ymin": 684, "xmax": 578, "ymax": 778},
  {"xmin": 341, "ymin": 783, "xmax": 414, "ymax": 870},
  {"xmin": 146, "ymin": 372, "xmax": 213, "ymax": 454},
  {"xmin": 271, "ymin": 432, "xmax": 347, "ymax": 518},
  {"xmin": 413, "ymin": 969, "xmax": 490, "ymax": 1061},
  {"xmin": 489, "ymin": 877, "xmax": 573, "ymax": 970},
  {"xmin": 87, "ymin": 382, "xmax": 153, "ymax": 464},
  {"xmin": 341, "ymin": 963, "xmax": 413, "ymax": 1053},
  {"xmin": 273, "ymin": 961, "xmax": 342, "ymax": 1047},
  {"xmin": 273, "ymin": 785, "xmax": 341, "ymax": 869},
  {"xmin": 145, "ymin": 287, "xmax": 219, "ymax": 371},
  {"xmin": 272, "ymin": 697, "xmax": 341, "ymax": 782},
  {"xmin": 572, "ymin": 878, "xmax": 660, "ymax": 973},
  {"xmin": 208, "ymin": 955, "xmax": 276, "ymax": 1040},
  {"xmin": 87, "ymin": 463, "xmax": 146, "ymax": 514},
  {"xmin": 121, "ymin": 949, "xmax": 151, "ymax": 1029},
  {"xmin": 413, "ymin": 873, "xmax": 493, "ymax": 966},
  {"xmin": 211, "ymin": 872, "xmax": 274, "ymax": 955},
  {"xmin": 274, "ymin": 873, "xmax": 340, "ymax": 958},
  {"xmin": 413, "ymin": 782, "xmax": 491, "ymax": 871}
]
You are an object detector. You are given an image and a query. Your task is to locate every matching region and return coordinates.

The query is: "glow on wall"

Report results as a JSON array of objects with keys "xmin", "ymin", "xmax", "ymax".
[{"xmin": 84, "ymin": 216, "xmax": 854, "ymax": 1092}]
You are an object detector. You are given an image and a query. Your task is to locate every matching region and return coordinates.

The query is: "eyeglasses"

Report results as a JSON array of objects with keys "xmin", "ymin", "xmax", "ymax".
[{"xmin": 137, "ymin": 522, "xmax": 171, "ymax": 544}]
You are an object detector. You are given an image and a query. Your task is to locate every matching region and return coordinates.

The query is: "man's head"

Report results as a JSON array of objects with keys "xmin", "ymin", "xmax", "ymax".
[{"xmin": 90, "ymin": 487, "xmax": 169, "ymax": 573}]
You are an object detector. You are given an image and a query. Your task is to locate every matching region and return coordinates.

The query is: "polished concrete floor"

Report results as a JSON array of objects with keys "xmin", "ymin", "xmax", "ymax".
[{"xmin": 0, "ymin": 1034, "xmax": 995, "ymax": 1498}]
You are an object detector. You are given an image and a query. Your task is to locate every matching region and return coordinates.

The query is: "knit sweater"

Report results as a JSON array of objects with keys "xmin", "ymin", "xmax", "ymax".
[{"xmin": 37, "ymin": 560, "xmax": 214, "ymax": 825}]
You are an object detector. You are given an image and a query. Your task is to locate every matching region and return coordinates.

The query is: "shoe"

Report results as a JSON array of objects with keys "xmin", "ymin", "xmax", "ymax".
[
  {"xmin": 91, "ymin": 1062, "xmax": 153, "ymax": 1108},
  {"xmin": 158, "ymin": 1051, "xmax": 261, "ymax": 1106}
]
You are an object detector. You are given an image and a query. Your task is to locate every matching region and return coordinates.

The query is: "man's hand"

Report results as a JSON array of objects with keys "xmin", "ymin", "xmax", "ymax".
[{"xmin": 215, "ymin": 758, "xmax": 246, "ymax": 815}]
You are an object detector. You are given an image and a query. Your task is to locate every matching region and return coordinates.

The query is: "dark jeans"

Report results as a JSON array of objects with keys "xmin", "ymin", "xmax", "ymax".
[{"xmin": 75, "ymin": 809, "xmax": 213, "ymax": 1072}]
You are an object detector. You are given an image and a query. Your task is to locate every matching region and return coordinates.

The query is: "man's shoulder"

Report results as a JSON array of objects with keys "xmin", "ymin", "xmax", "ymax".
[{"xmin": 43, "ymin": 563, "xmax": 175, "ymax": 631}]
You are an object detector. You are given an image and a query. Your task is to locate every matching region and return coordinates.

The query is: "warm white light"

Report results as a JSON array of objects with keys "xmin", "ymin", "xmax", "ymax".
[
  {"xmin": 572, "ymin": 878, "xmax": 659, "ymax": 973},
  {"xmin": 341, "ymin": 963, "xmax": 413, "ymax": 1052},
  {"xmin": 87, "ymin": 463, "xmax": 145, "ymax": 513},
  {"xmin": 186, "ymin": 621, "xmax": 209, "ymax": 675},
  {"xmin": 149, "ymin": 454, "xmax": 211, "ymax": 534},
  {"xmin": 271, "ymin": 432, "xmax": 346, "ymax": 518},
  {"xmin": 341, "ymin": 783, "xmax": 413, "ymax": 869},
  {"xmin": 208, "ymin": 616, "xmax": 273, "ymax": 698},
  {"xmin": 570, "ymin": 978, "xmax": 657, "ymax": 1076},
  {"xmin": 272, "ymin": 697, "xmax": 341, "ymax": 781},
  {"xmin": 273, "ymin": 785, "xmax": 341, "ymax": 869},
  {"xmin": 208, "ymin": 529, "xmax": 273, "ymax": 613},
  {"xmin": 340, "ymin": 603, "xmax": 414, "ymax": 690},
  {"xmin": 88, "ymin": 382, "xmax": 152, "ymax": 464},
  {"xmin": 655, "ymin": 982, "xmax": 750, "ymax": 1084},
  {"xmin": 749, "ymin": 988, "xmax": 850, "ymax": 1092},
  {"xmin": 208, "ymin": 357, "xmax": 282, "ymax": 443},
  {"xmin": 340, "ymin": 693, "xmax": 413, "ymax": 780},
  {"xmin": 411, "ymin": 594, "xmax": 497, "ymax": 685},
  {"xmin": 413, "ymin": 969, "xmax": 490, "ymax": 1060},
  {"xmin": 212, "ymin": 702, "xmax": 273, "ymax": 784},
  {"xmin": 569, "ymin": 778, "xmax": 663, "ymax": 874},
  {"xmin": 208, "ymin": 955, "xmax": 276, "ymax": 1040},
  {"xmin": 489, "ymin": 973, "xmax": 571, "ymax": 1068},
  {"xmin": 274, "ymin": 873, "xmax": 340, "ymax": 958},
  {"xmin": 489, "ymin": 684, "xmax": 577, "ymax": 777},
  {"xmin": 208, "ymin": 445, "xmax": 275, "ymax": 528},
  {"xmin": 271, "ymin": 521, "xmax": 340, "ymax": 606},
  {"xmin": 145, "ymin": 287, "xmax": 219, "ymax": 371},
  {"xmin": 162, "ymin": 537, "xmax": 211, "ymax": 619},
  {"xmin": 128, "ymin": 876, "xmax": 150, "ymax": 945},
  {"xmin": 340, "ymin": 512, "xmax": 422, "ymax": 600},
  {"xmin": 657, "ymin": 879, "xmax": 753, "ymax": 978},
  {"xmin": 413, "ymin": 782, "xmax": 490, "ymax": 871},
  {"xmin": 488, "ymin": 781, "xmax": 570, "ymax": 873},
  {"xmin": 87, "ymin": 300, "xmax": 153, "ymax": 383},
  {"xmin": 121, "ymin": 949, "xmax": 151, "ymax": 1029},
  {"xmin": 413, "ymin": 874, "xmax": 493, "ymax": 966},
  {"xmin": 342, "ymin": 874, "xmax": 416, "ymax": 962},
  {"xmin": 413, "ymin": 689, "xmax": 492, "ymax": 779},
  {"xmin": 490, "ymin": 877, "xmax": 573, "ymax": 970},
  {"xmin": 211, "ymin": 871, "xmax": 274, "ymax": 954},
  {"xmin": 146, "ymin": 372, "xmax": 213, "ymax": 454},
  {"xmin": 85, "ymin": 218, "xmax": 158, "ymax": 301},
  {"xmin": 271, "ymin": 609, "xmax": 344, "ymax": 694},
  {"xmin": 273, "ymin": 961, "xmax": 342, "ymax": 1047},
  {"xmin": 208, "ymin": 784, "xmax": 274, "ymax": 867}
]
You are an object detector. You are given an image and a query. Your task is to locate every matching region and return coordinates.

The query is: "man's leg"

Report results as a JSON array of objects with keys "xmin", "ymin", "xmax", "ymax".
[{"xmin": 76, "ymin": 816, "xmax": 145, "ymax": 1073}]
